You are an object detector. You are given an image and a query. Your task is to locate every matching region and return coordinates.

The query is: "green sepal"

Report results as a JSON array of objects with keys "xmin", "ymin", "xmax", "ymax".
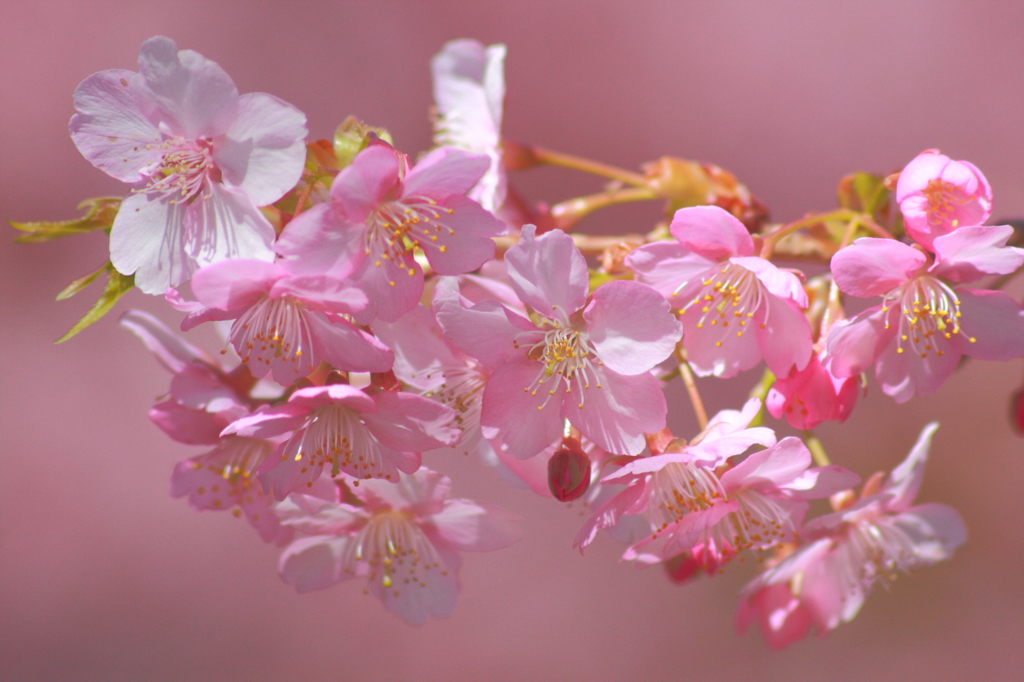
[
  {"xmin": 11, "ymin": 197, "xmax": 121, "ymax": 243},
  {"xmin": 56, "ymin": 261, "xmax": 110, "ymax": 301},
  {"xmin": 55, "ymin": 265, "xmax": 134, "ymax": 343},
  {"xmin": 333, "ymin": 116, "xmax": 393, "ymax": 168}
]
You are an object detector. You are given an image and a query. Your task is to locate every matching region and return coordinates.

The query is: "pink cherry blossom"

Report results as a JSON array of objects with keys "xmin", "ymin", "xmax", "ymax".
[
  {"xmin": 826, "ymin": 231, "xmax": 1024, "ymax": 402},
  {"xmin": 435, "ymin": 225, "xmax": 682, "ymax": 459},
  {"xmin": 276, "ymin": 468, "xmax": 520, "ymax": 624},
  {"xmin": 70, "ymin": 36, "xmax": 307, "ymax": 294},
  {"xmin": 432, "ymin": 39, "xmax": 507, "ymax": 214},
  {"xmin": 276, "ymin": 140, "xmax": 504, "ymax": 323},
  {"xmin": 224, "ymin": 383, "xmax": 459, "ymax": 499},
  {"xmin": 626, "ymin": 206, "xmax": 812, "ymax": 378},
  {"xmin": 182, "ymin": 259, "xmax": 393, "ymax": 384},
  {"xmin": 896, "ymin": 150, "xmax": 993, "ymax": 251},
  {"xmin": 766, "ymin": 352, "xmax": 859, "ymax": 430},
  {"xmin": 737, "ymin": 423, "xmax": 967, "ymax": 649},
  {"xmin": 577, "ymin": 400, "xmax": 858, "ymax": 573}
]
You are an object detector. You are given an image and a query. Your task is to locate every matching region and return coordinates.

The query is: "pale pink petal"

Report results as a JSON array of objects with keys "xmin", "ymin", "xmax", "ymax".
[
  {"xmin": 190, "ymin": 259, "xmax": 277, "ymax": 311},
  {"xmin": 288, "ymin": 384, "xmax": 377, "ymax": 412},
  {"xmin": 720, "ymin": 437, "xmax": 811, "ymax": 491},
  {"xmin": 402, "ymin": 148, "xmax": 490, "ymax": 198},
  {"xmin": 215, "ymin": 91, "xmax": 307, "ymax": 206},
  {"xmin": 930, "ymin": 225, "xmax": 1024, "ymax": 282},
  {"xmin": 504, "ymin": 225, "xmax": 588, "ymax": 315},
  {"xmin": 119, "ymin": 309, "xmax": 214, "ymax": 373},
  {"xmin": 69, "ymin": 69, "xmax": 162, "ymax": 182},
  {"xmin": 880, "ymin": 422, "xmax": 937, "ymax": 511},
  {"xmin": 239, "ymin": 492, "xmax": 294, "ymax": 546},
  {"xmin": 416, "ymin": 194, "xmax": 501, "ymax": 274},
  {"xmin": 271, "ymin": 274, "xmax": 368, "ymax": 314},
  {"xmin": 874, "ymin": 334, "xmax": 960, "ymax": 402},
  {"xmin": 373, "ymin": 305, "xmax": 459, "ymax": 391},
  {"xmin": 279, "ymin": 536, "xmax": 353, "ymax": 591},
  {"xmin": 166, "ymin": 288, "xmax": 237, "ymax": 331},
  {"xmin": 824, "ymin": 306, "xmax": 894, "ymax": 378},
  {"xmin": 433, "ymin": 278, "xmax": 529, "ymax": 367},
  {"xmin": 574, "ymin": 482, "xmax": 647, "ymax": 551},
  {"xmin": 348, "ymin": 246, "xmax": 423, "ymax": 323},
  {"xmin": 733, "ymin": 257, "xmax": 808, "ymax": 307},
  {"xmin": 109, "ymin": 192, "xmax": 190, "ymax": 294},
  {"xmin": 668, "ymin": 205, "xmax": 755, "ymax": 259},
  {"xmin": 275, "ymin": 202, "xmax": 368, "ymax": 280},
  {"xmin": 684, "ymin": 306, "xmax": 762, "ymax": 378},
  {"xmin": 755, "ymin": 295, "xmax": 813, "ymax": 376},
  {"xmin": 329, "ymin": 144, "xmax": 401, "ymax": 221},
  {"xmin": 891, "ymin": 503, "xmax": 967, "ymax": 561},
  {"xmin": 563, "ymin": 367, "xmax": 666, "ymax": 456},
  {"xmin": 309, "ymin": 313, "xmax": 394, "ymax": 373},
  {"xmin": 182, "ymin": 182, "xmax": 276, "ymax": 271},
  {"xmin": 480, "ymin": 358, "xmax": 565, "ymax": 459},
  {"xmin": 170, "ymin": 363, "xmax": 245, "ymax": 414},
  {"xmin": 362, "ymin": 392, "xmax": 459, "ymax": 452},
  {"xmin": 895, "ymin": 151, "xmax": 950, "ymax": 200},
  {"xmin": 952, "ymin": 288, "xmax": 1024, "ymax": 360},
  {"xmin": 133, "ymin": 36, "xmax": 239, "ymax": 139},
  {"xmin": 785, "ymin": 465, "xmax": 861, "ymax": 500},
  {"xmin": 275, "ymin": 495, "xmax": 362, "ymax": 534},
  {"xmin": 831, "ymin": 239, "xmax": 925, "ymax": 298},
  {"xmin": 492, "ymin": 444, "xmax": 554, "ymax": 497},
  {"xmin": 151, "ymin": 400, "xmax": 224, "ymax": 444},
  {"xmin": 584, "ymin": 280, "xmax": 682, "ymax": 375},
  {"xmin": 625, "ymin": 242, "xmax": 718, "ymax": 299},
  {"xmin": 370, "ymin": 544, "xmax": 460, "ymax": 625},
  {"xmin": 222, "ymin": 404, "xmax": 308, "ymax": 439},
  {"xmin": 431, "ymin": 500, "xmax": 521, "ymax": 551}
]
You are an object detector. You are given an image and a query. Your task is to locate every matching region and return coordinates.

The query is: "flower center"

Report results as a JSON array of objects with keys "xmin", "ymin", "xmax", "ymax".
[
  {"xmin": 231, "ymin": 296, "xmax": 318, "ymax": 378},
  {"xmin": 140, "ymin": 137, "xmax": 218, "ymax": 204},
  {"xmin": 368, "ymin": 195, "xmax": 455, "ymax": 270},
  {"xmin": 841, "ymin": 516, "xmax": 922, "ymax": 585},
  {"xmin": 290, "ymin": 405, "xmax": 390, "ymax": 481},
  {"xmin": 518, "ymin": 317, "xmax": 603, "ymax": 410},
  {"xmin": 678, "ymin": 263, "xmax": 765, "ymax": 348},
  {"xmin": 882, "ymin": 275, "xmax": 975, "ymax": 358},
  {"xmin": 425, "ymin": 364, "xmax": 488, "ymax": 455},
  {"xmin": 210, "ymin": 436, "xmax": 273, "ymax": 482},
  {"xmin": 921, "ymin": 178, "xmax": 970, "ymax": 229},
  {"xmin": 345, "ymin": 511, "xmax": 446, "ymax": 591},
  {"xmin": 649, "ymin": 461, "xmax": 725, "ymax": 529}
]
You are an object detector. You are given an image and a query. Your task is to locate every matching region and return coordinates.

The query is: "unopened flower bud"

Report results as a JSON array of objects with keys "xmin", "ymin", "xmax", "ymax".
[{"xmin": 547, "ymin": 437, "xmax": 592, "ymax": 502}]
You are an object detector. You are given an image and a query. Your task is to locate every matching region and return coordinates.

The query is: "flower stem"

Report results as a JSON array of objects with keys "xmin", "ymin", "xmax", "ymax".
[
  {"xmin": 677, "ymin": 351, "xmax": 709, "ymax": 431},
  {"xmin": 550, "ymin": 186, "xmax": 658, "ymax": 230},
  {"xmin": 759, "ymin": 209, "xmax": 856, "ymax": 259},
  {"xmin": 802, "ymin": 430, "xmax": 831, "ymax": 467},
  {"xmin": 528, "ymin": 146, "xmax": 649, "ymax": 187},
  {"xmin": 746, "ymin": 368, "xmax": 776, "ymax": 427}
]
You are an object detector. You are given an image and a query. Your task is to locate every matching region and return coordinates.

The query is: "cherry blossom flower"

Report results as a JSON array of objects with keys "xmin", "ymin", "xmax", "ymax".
[
  {"xmin": 70, "ymin": 36, "xmax": 307, "ymax": 294},
  {"xmin": 625, "ymin": 206, "xmax": 812, "ymax": 378},
  {"xmin": 896, "ymin": 150, "xmax": 993, "ymax": 251},
  {"xmin": 275, "ymin": 140, "xmax": 504, "ymax": 323},
  {"xmin": 276, "ymin": 468, "xmax": 520, "ymax": 624},
  {"xmin": 737, "ymin": 423, "xmax": 967, "ymax": 649},
  {"xmin": 434, "ymin": 225, "xmax": 682, "ymax": 459},
  {"xmin": 224, "ymin": 384, "xmax": 458, "ymax": 499},
  {"xmin": 766, "ymin": 352, "xmax": 859, "ymax": 430},
  {"xmin": 182, "ymin": 259, "xmax": 393, "ymax": 384},
  {"xmin": 432, "ymin": 39, "xmax": 507, "ymax": 214},
  {"xmin": 826, "ymin": 231, "xmax": 1024, "ymax": 402},
  {"xmin": 576, "ymin": 400, "xmax": 858, "ymax": 572}
]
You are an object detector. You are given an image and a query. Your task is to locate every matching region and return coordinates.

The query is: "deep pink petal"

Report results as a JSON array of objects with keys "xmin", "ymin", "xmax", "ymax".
[
  {"xmin": 953, "ymin": 288, "xmax": 1024, "ymax": 360},
  {"xmin": 288, "ymin": 384, "xmax": 376, "ymax": 412},
  {"xmin": 824, "ymin": 306, "xmax": 894, "ymax": 378},
  {"xmin": 329, "ymin": 144, "xmax": 401, "ymax": 220},
  {"xmin": 480, "ymin": 358, "xmax": 565, "ymax": 459},
  {"xmin": 831, "ymin": 239, "xmax": 925, "ymax": 298},
  {"xmin": 402, "ymin": 147, "xmax": 490, "ymax": 198},
  {"xmin": 275, "ymin": 202, "xmax": 368, "ymax": 280},
  {"xmin": 69, "ymin": 69, "xmax": 162, "ymax": 182},
  {"xmin": 584, "ymin": 280, "xmax": 681, "ymax": 375},
  {"xmin": 668, "ymin": 205, "xmax": 754, "ymax": 259},
  {"xmin": 756, "ymin": 295, "xmax": 813, "ymax": 376},
  {"xmin": 736, "ymin": 583, "xmax": 812, "ymax": 650},
  {"xmin": 504, "ymin": 225, "xmax": 588, "ymax": 315},
  {"xmin": 416, "ymin": 194, "xmax": 502, "ymax": 274},
  {"xmin": 214, "ymin": 91, "xmax": 307, "ymax": 206},
  {"xmin": 563, "ymin": 366, "xmax": 666, "ymax": 456}
]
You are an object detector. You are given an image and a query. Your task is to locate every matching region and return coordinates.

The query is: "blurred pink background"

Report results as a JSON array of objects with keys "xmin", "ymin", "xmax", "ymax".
[{"xmin": 2, "ymin": 2, "xmax": 1023, "ymax": 680}]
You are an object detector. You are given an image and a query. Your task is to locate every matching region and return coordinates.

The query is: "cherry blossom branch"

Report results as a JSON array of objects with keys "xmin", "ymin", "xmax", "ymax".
[
  {"xmin": 519, "ymin": 145, "xmax": 649, "ymax": 187},
  {"xmin": 802, "ymin": 430, "xmax": 831, "ymax": 467},
  {"xmin": 550, "ymin": 186, "xmax": 658, "ymax": 230},
  {"xmin": 819, "ymin": 217, "xmax": 863, "ymax": 339},
  {"xmin": 676, "ymin": 349, "xmax": 709, "ymax": 431},
  {"xmin": 758, "ymin": 209, "xmax": 894, "ymax": 260}
]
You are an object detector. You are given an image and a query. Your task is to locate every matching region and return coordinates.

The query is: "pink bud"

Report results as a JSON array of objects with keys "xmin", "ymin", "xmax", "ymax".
[
  {"xmin": 1010, "ymin": 387, "xmax": 1024, "ymax": 436},
  {"xmin": 547, "ymin": 437, "xmax": 592, "ymax": 502}
]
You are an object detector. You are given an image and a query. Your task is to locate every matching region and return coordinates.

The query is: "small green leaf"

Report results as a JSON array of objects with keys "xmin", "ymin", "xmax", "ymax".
[
  {"xmin": 333, "ymin": 116, "xmax": 393, "ymax": 168},
  {"xmin": 56, "ymin": 261, "xmax": 111, "ymax": 301},
  {"xmin": 11, "ymin": 197, "xmax": 121, "ymax": 243},
  {"xmin": 55, "ymin": 268, "xmax": 134, "ymax": 343}
]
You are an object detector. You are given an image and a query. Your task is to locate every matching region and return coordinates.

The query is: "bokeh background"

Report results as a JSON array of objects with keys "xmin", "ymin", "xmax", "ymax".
[{"xmin": 2, "ymin": 2, "xmax": 1023, "ymax": 680}]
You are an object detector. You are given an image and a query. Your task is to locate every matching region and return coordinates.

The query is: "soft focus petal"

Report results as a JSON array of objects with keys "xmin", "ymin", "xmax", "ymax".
[
  {"xmin": 874, "ymin": 332, "xmax": 960, "ymax": 402},
  {"xmin": 880, "ymin": 422, "xmax": 937, "ymax": 511},
  {"xmin": 279, "ymin": 536, "xmax": 352, "ymax": 592},
  {"xmin": 431, "ymin": 500, "xmax": 521, "ymax": 552},
  {"xmin": 119, "ymin": 309, "xmax": 214, "ymax": 373},
  {"xmin": 825, "ymin": 306, "xmax": 893, "ymax": 378},
  {"xmin": 362, "ymin": 392, "xmax": 459, "ymax": 453},
  {"xmin": 952, "ymin": 289, "xmax": 1024, "ymax": 361},
  {"xmin": 584, "ymin": 280, "xmax": 681, "ymax": 375},
  {"xmin": 892, "ymin": 503, "xmax": 967, "ymax": 562}
]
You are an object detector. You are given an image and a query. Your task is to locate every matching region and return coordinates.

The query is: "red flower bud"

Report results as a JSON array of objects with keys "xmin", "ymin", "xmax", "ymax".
[{"xmin": 547, "ymin": 437, "xmax": 592, "ymax": 502}]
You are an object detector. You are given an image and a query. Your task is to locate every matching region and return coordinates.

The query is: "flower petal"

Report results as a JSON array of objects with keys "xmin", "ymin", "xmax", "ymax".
[
  {"xmin": 668, "ymin": 205, "xmax": 754, "ymax": 259},
  {"xmin": 831, "ymin": 239, "xmax": 925, "ymax": 298},
  {"xmin": 504, "ymin": 225, "xmax": 588, "ymax": 315},
  {"xmin": 480, "ymin": 358, "xmax": 565, "ymax": 459},
  {"xmin": 952, "ymin": 288, "xmax": 1024, "ymax": 360},
  {"xmin": 402, "ymin": 147, "xmax": 491, "ymax": 198},
  {"xmin": 584, "ymin": 280, "xmax": 681, "ymax": 375},
  {"xmin": 432, "ymin": 500, "xmax": 521, "ymax": 552},
  {"xmin": 930, "ymin": 225, "xmax": 1024, "ymax": 283},
  {"xmin": 625, "ymin": 241, "xmax": 718, "ymax": 299},
  {"xmin": 824, "ymin": 305, "xmax": 894, "ymax": 379},
  {"xmin": 563, "ymin": 366, "xmax": 666, "ymax": 456},
  {"xmin": 279, "ymin": 536, "xmax": 352, "ymax": 592}
]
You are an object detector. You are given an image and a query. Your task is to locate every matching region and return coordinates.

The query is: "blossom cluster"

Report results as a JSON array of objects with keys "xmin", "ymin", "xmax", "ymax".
[{"xmin": 23, "ymin": 34, "xmax": 1021, "ymax": 645}]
